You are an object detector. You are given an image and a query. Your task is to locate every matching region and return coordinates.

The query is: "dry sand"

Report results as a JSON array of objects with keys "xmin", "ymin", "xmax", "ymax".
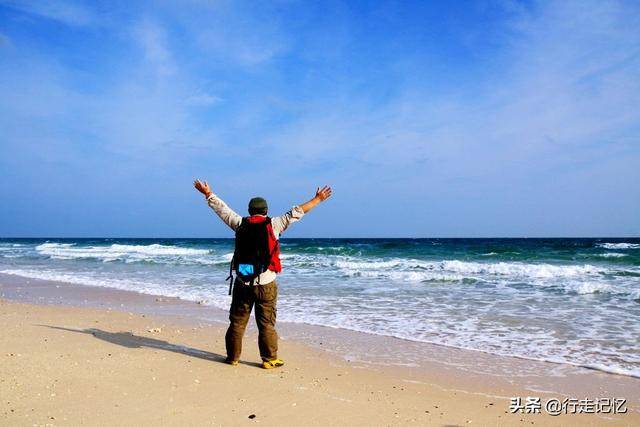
[{"xmin": 1, "ymin": 298, "xmax": 638, "ymax": 426}]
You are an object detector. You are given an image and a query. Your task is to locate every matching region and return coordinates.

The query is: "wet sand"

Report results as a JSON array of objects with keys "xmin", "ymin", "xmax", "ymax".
[{"xmin": 1, "ymin": 274, "xmax": 638, "ymax": 426}]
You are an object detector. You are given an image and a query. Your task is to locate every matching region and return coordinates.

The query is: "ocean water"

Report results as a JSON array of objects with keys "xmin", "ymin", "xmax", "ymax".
[{"xmin": 1, "ymin": 238, "xmax": 639, "ymax": 377}]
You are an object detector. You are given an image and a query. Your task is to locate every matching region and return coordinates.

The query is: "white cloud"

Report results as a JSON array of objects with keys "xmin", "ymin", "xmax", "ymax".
[
  {"xmin": 0, "ymin": 33, "xmax": 10, "ymax": 46},
  {"xmin": 263, "ymin": 0, "xmax": 640, "ymax": 180},
  {"xmin": 1, "ymin": 0, "xmax": 95, "ymax": 27},
  {"xmin": 196, "ymin": 27, "xmax": 288, "ymax": 66},
  {"xmin": 132, "ymin": 19, "xmax": 176, "ymax": 77},
  {"xmin": 184, "ymin": 93, "xmax": 222, "ymax": 107},
  {"xmin": 176, "ymin": 2, "xmax": 290, "ymax": 66}
]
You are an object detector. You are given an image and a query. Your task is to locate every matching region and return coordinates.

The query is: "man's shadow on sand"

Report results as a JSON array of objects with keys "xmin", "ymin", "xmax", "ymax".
[{"xmin": 38, "ymin": 325, "xmax": 262, "ymax": 368}]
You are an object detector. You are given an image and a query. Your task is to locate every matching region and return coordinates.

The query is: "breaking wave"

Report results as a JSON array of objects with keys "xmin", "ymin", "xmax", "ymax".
[
  {"xmin": 597, "ymin": 243, "xmax": 640, "ymax": 250},
  {"xmin": 34, "ymin": 242, "xmax": 226, "ymax": 264}
]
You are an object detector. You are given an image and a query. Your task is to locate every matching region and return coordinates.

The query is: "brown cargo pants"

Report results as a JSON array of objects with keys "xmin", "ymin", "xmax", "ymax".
[{"xmin": 225, "ymin": 279, "xmax": 278, "ymax": 362}]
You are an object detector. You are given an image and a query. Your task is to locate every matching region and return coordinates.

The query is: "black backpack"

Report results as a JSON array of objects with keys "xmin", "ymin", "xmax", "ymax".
[{"xmin": 226, "ymin": 216, "xmax": 274, "ymax": 293}]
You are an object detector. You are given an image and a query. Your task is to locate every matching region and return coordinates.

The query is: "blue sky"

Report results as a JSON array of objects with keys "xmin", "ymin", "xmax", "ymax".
[{"xmin": 1, "ymin": 0, "xmax": 639, "ymax": 237}]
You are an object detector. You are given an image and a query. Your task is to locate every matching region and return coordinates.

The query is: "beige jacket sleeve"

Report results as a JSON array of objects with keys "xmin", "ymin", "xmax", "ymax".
[
  {"xmin": 271, "ymin": 206, "xmax": 305, "ymax": 238},
  {"xmin": 206, "ymin": 193, "xmax": 243, "ymax": 231}
]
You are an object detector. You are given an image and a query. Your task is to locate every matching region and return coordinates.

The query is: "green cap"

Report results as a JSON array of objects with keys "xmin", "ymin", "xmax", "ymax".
[{"xmin": 248, "ymin": 197, "xmax": 268, "ymax": 211}]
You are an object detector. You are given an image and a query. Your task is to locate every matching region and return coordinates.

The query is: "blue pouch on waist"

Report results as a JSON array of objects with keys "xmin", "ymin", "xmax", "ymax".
[{"xmin": 238, "ymin": 264, "xmax": 254, "ymax": 276}]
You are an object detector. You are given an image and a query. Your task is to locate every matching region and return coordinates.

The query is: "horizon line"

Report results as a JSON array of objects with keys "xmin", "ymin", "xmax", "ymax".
[{"xmin": 1, "ymin": 236, "xmax": 639, "ymax": 240}]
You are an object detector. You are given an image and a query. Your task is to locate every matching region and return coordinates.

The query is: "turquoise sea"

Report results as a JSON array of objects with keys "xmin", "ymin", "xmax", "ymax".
[{"xmin": 1, "ymin": 237, "xmax": 639, "ymax": 377}]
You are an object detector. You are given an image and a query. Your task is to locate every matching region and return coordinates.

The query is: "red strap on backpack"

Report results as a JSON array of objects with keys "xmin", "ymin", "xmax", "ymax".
[{"xmin": 246, "ymin": 216, "xmax": 282, "ymax": 273}]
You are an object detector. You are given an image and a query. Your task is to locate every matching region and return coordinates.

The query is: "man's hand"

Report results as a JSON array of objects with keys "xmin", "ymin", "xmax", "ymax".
[
  {"xmin": 300, "ymin": 185, "xmax": 332, "ymax": 213},
  {"xmin": 315, "ymin": 185, "xmax": 332, "ymax": 202},
  {"xmin": 194, "ymin": 179, "xmax": 212, "ymax": 198}
]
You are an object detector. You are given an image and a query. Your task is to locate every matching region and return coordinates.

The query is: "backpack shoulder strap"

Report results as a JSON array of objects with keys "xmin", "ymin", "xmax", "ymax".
[
  {"xmin": 226, "ymin": 254, "xmax": 234, "ymax": 295},
  {"xmin": 227, "ymin": 218, "xmax": 248, "ymax": 295}
]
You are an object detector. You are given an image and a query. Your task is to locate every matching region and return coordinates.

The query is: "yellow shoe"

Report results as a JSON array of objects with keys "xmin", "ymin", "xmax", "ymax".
[
  {"xmin": 262, "ymin": 359, "xmax": 285, "ymax": 369},
  {"xmin": 225, "ymin": 358, "xmax": 239, "ymax": 366}
]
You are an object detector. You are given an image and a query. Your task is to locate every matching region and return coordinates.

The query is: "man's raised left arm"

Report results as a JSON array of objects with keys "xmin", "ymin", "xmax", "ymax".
[{"xmin": 272, "ymin": 186, "xmax": 332, "ymax": 236}]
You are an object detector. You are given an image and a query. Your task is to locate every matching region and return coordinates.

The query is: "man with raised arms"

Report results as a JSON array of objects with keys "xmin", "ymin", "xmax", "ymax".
[{"xmin": 194, "ymin": 179, "xmax": 332, "ymax": 369}]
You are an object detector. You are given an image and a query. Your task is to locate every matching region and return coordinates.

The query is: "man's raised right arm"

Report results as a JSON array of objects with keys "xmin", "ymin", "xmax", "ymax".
[{"xmin": 194, "ymin": 179, "xmax": 242, "ymax": 231}]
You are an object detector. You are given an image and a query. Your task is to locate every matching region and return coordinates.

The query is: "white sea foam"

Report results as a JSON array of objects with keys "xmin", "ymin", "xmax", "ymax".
[
  {"xmin": 334, "ymin": 258, "xmax": 608, "ymax": 279},
  {"xmin": 439, "ymin": 260, "xmax": 604, "ymax": 278},
  {"xmin": 1, "ymin": 268, "xmax": 151, "ymax": 290},
  {"xmin": 0, "ymin": 243, "xmax": 31, "ymax": 257},
  {"xmin": 37, "ymin": 242, "xmax": 209, "ymax": 257},
  {"xmin": 351, "ymin": 270, "xmax": 468, "ymax": 282},
  {"xmin": 35, "ymin": 242, "xmax": 213, "ymax": 263},
  {"xmin": 279, "ymin": 298, "xmax": 640, "ymax": 379},
  {"xmin": 569, "ymin": 282, "xmax": 612, "ymax": 295},
  {"xmin": 599, "ymin": 252, "xmax": 627, "ymax": 258},
  {"xmin": 330, "ymin": 257, "xmax": 640, "ymax": 299},
  {"xmin": 0, "ymin": 268, "xmax": 231, "ymax": 311},
  {"xmin": 597, "ymin": 243, "xmax": 640, "ymax": 249}
]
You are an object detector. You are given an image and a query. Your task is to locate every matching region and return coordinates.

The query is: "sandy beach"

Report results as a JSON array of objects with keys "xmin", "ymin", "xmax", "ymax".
[{"xmin": 1, "ymin": 274, "xmax": 638, "ymax": 426}]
